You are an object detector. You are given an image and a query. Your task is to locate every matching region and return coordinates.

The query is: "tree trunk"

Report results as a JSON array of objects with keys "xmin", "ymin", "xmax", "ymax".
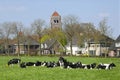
[
  {"xmin": 39, "ymin": 36, "xmax": 41, "ymax": 56},
  {"xmin": 28, "ymin": 44, "xmax": 30, "ymax": 56},
  {"xmin": 105, "ymin": 42, "xmax": 107, "ymax": 58},
  {"xmin": 17, "ymin": 35, "xmax": 20, "ymax": 57},
  {"xmin": 39, "ymin": 43, "xmax": 41, "ymax": 55},
  {"xmin": 70, "ymin": 40, "xmax": 73, "ymax": 55}
]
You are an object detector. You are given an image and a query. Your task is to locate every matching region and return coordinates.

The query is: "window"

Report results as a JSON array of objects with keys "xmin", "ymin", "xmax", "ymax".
[{"xmin": 54, "ymin": 20, "xmax": 59, "ymax": 23}]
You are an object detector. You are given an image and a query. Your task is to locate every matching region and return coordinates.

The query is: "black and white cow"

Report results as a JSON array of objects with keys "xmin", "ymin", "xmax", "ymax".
[
  {"xmin": 20, "ymin": 61, "xmax": 42, "ymax": 68},
  {"xmin": 41, "ymin": 61, "xmax": 48, "ymax": 67},
  {"xmin": 58, "ymin": 57, "xmax": 97, "ymax": 69},
  {"xmin": 58, "ymin": 56, "xmax": 82, "ymax": 69},
  {"xmin": 35, "ymin": 61, "xmax": 42, "ymax": 66},
  {"xmin": 97, "ymin": 63, "xmax": 116, "ymax": 70},
  {"xmin": 58, "ymin": 56, "xmax": 69, "ymax": 68},
  {"xmin": 81, "ymin": 63, "xmax": 97, "ymax": 69},
  {"xmin": 8, "ymin": 58, "xmax": 21, "ymax": 66},
  {"xmin": 20, "ymin": 62, "xmax": 26, "ymax": 68},
  {"xmin": 67, "ymin": 61, "xmax": 82, "ymax": 68},
  {"xmin": 46, "ymin": 61, "xmax": 57, "ymax": 68},
  {"xmin": 26, "ymin": 62, "xmax": 36, "ymax": 66}
]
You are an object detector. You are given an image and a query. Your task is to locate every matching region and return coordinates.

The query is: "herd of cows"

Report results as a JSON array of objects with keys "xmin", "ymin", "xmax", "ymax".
[{"xmin": 7, "ymin": 57, "xmax": 116, "ymax": 70}]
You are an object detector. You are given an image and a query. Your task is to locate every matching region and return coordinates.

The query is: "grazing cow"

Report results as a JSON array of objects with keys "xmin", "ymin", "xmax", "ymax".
[
  {"xmin": 97, "ymin": 63, "xmax": 116, "ymax": 70},
  {"xmin": 8, "ymin": 58, "xmax": 21, "ymax": 66},
  {"xmin": 20, "ymin": 62, "xmax": 26, "ymax": 68},
  {"xmin": 26, "ymin": 62, "xmax": 35, "ymax": 66}
]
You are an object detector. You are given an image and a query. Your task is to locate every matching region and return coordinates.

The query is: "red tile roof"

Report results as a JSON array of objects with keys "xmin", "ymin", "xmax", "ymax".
[{"xmin": 52, "ymin": 11, "xmax": 59, "ymax": 16}]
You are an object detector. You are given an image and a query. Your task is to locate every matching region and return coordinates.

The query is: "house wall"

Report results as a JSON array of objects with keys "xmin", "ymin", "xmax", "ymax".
[
  {"xmin": 115, "ymin": 42, "xmax": 120, "ymax": 47},
  {"xmin": 14, "ymin": 44, "xmax": 39, "ymax": 54},
  {"xmin": 115, "ymin": 42, "xmax": 120, "ymax": 56},
  {"xmin": 66, "ymin": 46, "xmax": 80, "ymax": 55},
  {"xmin": 117, "ymin": 48, "xmax": 120, "ymax": 56},
  {"xmin": 15, "ymin": 44, "xmax": 25, "ymax": 54},
  {"xmin": 89, "ymin": 44, "xmax": 109, "ymax": 56}
]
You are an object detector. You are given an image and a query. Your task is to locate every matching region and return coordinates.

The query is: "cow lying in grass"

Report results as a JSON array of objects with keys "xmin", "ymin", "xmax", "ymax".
[
  {"xmin": 8, "ymin": 57, "xmax": 116, "ymax": 70},
  {"xmin": 20, "ymin": 62, "xmax": 26, "ymax": 68},
  {"xmin": 58, "ymin": 57, "xmax": 117, "ymax": 70},
  {"xmin": 97, "ymin": 63, "xmax": 116, "ymax": 70},
  {"xmin": 81, "ymin": 63, "xmax": 97, "ymax": 69},
  {"xmin": 8, "ymin": 58, "xmax": 21, "ymax": 66},
  {"xmin": 58, "ymin": 56, "xmax": 97, "ymax": 69},
  {"xmin": 20, "ymin": 61, "xmax": 57, "ymax": 68},
  {"xmin": 20, "ymin": 61, "xmax": 42, "ymax": 68}
]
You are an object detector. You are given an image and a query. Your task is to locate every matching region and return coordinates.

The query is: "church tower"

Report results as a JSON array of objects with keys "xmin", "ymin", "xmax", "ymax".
[{"xmin": 50, "ymin": 11, "xmax": 62, "ymax": 29}]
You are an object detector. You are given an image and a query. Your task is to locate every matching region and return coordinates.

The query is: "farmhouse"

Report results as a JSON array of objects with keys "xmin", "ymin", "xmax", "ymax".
[
  {"xmin": 87, "ymin": 36, "xmax": 114, "ymax": 56},
  {"xmin": 109, "ymin": 35, "xmax": 120, "ymax": 57},
  {"xmin": 41, "ymin": 39, "xmax": 65, "ymax": 55},
  {"xmin": 14, "ymin": 36, "xmax": 40, "ymax": 54}
]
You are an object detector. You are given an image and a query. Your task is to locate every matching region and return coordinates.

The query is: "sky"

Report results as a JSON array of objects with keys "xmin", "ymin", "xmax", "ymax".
[{"xmin": 0, "ymin": 0, "xmax": 119, "ymax": 39}]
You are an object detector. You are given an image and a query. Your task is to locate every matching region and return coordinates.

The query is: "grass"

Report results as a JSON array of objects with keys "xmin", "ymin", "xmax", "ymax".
[{"xmin": 0, "ymin": 56, "xmax": 120, "ymax": 80}]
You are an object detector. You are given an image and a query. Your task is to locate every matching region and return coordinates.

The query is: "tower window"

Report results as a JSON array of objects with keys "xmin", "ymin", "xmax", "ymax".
[
  {"xmin": 57, "ymin": 20, "xmax": 59, "ymax": 23},
  {"xmin": 54, "ymin": 20, "xmax": 59, "ymax": 23}
]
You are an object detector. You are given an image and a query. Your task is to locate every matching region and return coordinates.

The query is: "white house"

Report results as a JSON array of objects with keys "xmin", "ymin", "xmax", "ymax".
[
  {"xmin": 66, "ymin": 44, "xmax": 81, "ymax": 56},
  {"xmin": 86, "ymin": 43, "xmax": 109, "ymax": 56}
]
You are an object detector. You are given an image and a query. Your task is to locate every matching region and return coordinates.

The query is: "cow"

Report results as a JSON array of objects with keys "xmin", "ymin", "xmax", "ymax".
[
  {"xmin": 26, "ymin": 62, "xmax": 36, "ymax": 66},
  {"xmin": 41, "ymin": 61, "xmax": 48, "ymax": 67},
  {"xmin": 58, "ymin": 56, "xmax": 82, "ymax": 69},
  {"xmin": 46, "ymin": 61, "xmax": 57, "ymax": 68},
  {"xmin": 35, "ymin": 61, "xmax": 42, "ymax": 66},
  {"xmin": 81, "ymin": 63, "xmax": 96, "ymax": 69},
  {"xmin": 97, "ymin": 63, "xmax": 116, "ymax": 70},
  {"xmin": 20, "ymin": 62, "xmax": 26, "ymax": 68},
  {"xmin": 58, "ymin": 56, "xmax": 69, "ymax": 68},
  {"xmin": 8, "ymin": 58, "xmax": 21, "ymax": 66},
  {"xmin": 67, "ymin": 61, "xmax": 82, "ymax": 69}
]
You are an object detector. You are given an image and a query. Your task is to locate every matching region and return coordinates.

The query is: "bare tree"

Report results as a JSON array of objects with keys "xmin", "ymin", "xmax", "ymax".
[
  {"xmin": 11, "ymin": 22, "xmax": 23, "ymax": 57},
  {"xmin": 63, "ymin": 15, "xmax": 80, "ymax": 55},
  {"xmin": 99, "ymin": 18, "xmax": 112, "ymax": 37},
  {"xmin": 75, "ymin": 24, "xmax": 84, "ymax": 47},
  {"xmin": 31, "ymin": 19, "xmax": 45, "ymax": 55},
  {"xmin": 22, "ymin": 27, "xmax": 34, "ymax": 56},
  {"xmin": 0, "ymin": 22, "xmax": 15, "ymax": 55},
  {"xmin": 98, "ymin": 18, "xmax": 112, "ymax": 57},
  {"xmin": 80, "ymin": 23, "xmax": 96, "ymax": 55},
  {"xmin": 0, "ymin": 26, "xmax": 4, "ymax": 39}
]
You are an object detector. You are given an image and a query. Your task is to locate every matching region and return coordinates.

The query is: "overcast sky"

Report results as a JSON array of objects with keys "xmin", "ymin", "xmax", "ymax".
[{"xmin": 0, "ymin": 0, "xmax": 119, "ymax": 38}]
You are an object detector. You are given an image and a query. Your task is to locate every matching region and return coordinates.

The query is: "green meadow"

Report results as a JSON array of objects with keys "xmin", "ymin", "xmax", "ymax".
[{"xmin": 0, "ymin": 56, "xmax": 120, "ymax": 80}]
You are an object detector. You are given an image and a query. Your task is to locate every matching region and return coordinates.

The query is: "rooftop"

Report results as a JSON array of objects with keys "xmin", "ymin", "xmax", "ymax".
[{"xmin": 52, "ymin": 11, "xmax": 60, "ymax": 16}]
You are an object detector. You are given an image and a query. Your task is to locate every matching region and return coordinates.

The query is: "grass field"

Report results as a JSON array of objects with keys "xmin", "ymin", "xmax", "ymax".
[{"xmin": 0, "ymin": 56, "xmax": 120, "ymax": 80}]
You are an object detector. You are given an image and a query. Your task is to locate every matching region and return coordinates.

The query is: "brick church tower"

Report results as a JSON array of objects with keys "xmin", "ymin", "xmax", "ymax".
[{"xmin": 50, "ymin": 11, "xmax": 62, "ymax": 29}]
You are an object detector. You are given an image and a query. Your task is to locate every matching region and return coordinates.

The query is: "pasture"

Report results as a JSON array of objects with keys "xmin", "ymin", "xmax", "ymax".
[{"xmin": 0, "ymin": 56, "xmax": 120, "ymax": 80}]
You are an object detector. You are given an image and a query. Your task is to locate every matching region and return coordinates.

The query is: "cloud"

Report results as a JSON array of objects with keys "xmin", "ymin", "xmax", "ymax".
[{"xmin": 0, "ymin": 5, "xmax": 27, "ymax": 12}]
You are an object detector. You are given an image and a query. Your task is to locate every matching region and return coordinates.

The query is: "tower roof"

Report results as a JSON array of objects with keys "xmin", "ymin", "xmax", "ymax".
[{"xmin": 52, "ymin": 11, "xmax": 60, "ymax": 16}]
